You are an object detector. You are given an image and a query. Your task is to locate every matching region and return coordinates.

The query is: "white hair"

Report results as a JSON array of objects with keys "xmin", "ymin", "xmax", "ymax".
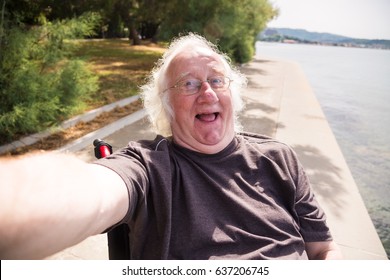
[{"xmin": 139, "ymin": 33, "xmax": 247, "ymax": 136}]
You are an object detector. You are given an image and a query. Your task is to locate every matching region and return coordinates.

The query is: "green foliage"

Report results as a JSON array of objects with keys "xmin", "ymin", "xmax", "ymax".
[
  {"xmin": 0, "ymin": 12, "xmax": 101, "ymax": 144},
  {"xmin": 158, "ymin": 0, "xmax": 277, "ymax": 63},
  {"xmin": 2, "ymin": 0, "xmax": 277, "ymax": 63},
  {"xmin": 57, "ymin": 60, "xmax": 99, "ymax": 115},
  {"xmin": 231, "ymin": 35, "xmax": 255, "ymax": 65}
]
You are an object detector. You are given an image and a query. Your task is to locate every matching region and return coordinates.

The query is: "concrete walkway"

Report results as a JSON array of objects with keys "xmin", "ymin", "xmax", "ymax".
[{"xmin": 47, "ymin": 56, "xmax": 388, "ymax": 260}]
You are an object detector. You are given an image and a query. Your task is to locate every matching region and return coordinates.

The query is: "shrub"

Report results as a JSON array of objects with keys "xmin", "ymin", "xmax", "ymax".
[{"xmin": 0, "ymin": 13, "xmax": 100, "ymax": 144}]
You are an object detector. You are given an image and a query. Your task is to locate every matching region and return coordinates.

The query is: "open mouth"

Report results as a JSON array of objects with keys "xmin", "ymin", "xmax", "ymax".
[{"xmin": 195, "ymin": 112, "xmax": 220, "ymax": 122}]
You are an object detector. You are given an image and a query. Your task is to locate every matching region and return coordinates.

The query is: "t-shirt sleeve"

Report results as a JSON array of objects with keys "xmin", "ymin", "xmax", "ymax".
[
  {"xmin": 289, "ymin": 150, "xmax": 333, "ymax": 242},
  {"xmin": 93, "ymin": 145, "xmax": 149, "ymax": 227}
]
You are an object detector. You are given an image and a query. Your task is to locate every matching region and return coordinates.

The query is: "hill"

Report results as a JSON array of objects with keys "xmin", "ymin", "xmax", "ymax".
[{"xmin": 259, "ymin": 28, "xmax": 390, "ymax": 49}]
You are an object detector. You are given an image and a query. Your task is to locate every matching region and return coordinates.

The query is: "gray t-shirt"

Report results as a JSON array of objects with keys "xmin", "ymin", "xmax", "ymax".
[{"xmin": 96, "ymin": 132, "xmax": 332, "ymax": 259}]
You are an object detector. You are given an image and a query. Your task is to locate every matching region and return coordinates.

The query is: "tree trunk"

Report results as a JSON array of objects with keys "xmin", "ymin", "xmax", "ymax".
[{"xmin": 129, "ymin": 22, "xmax": 141, "ymax": 45}]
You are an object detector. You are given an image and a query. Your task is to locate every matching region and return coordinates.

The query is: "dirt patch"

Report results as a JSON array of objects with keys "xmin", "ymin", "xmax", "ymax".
[{"xmin": 6, "ymin": 99, "xmax": 143, "ymax": 156}]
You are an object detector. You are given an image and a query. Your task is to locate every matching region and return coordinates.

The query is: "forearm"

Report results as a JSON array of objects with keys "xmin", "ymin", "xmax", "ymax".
[
  {"xmin": 305, "ymin": 240, "xmax": 343, "ymax": 260},
  {"xmin": 0, "ymin": 152, "xmax": 127, "ymax": 259}
]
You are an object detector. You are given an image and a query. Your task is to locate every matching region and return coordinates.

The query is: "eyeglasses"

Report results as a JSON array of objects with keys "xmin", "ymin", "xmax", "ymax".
[{"xmin": 163, "ymin": 76, "xmax": 232, "ymax": 95}]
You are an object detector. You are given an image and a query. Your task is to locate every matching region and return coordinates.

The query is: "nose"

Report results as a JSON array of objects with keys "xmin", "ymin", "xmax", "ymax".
[{"xmin": 197, "ymin": 81, "xmax": 219, "ymax": 103}]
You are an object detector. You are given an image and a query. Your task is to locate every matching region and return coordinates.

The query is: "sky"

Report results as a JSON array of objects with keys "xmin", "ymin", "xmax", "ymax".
[{"xmin": 267, "ymin": 0, "xmax": 390, "ymax": 40}]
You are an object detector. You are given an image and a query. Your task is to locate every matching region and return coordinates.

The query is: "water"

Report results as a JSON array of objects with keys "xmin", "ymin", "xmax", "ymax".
[{"xmin": 255, "ymin": 42, "xmax": 390, "ymax": 258}]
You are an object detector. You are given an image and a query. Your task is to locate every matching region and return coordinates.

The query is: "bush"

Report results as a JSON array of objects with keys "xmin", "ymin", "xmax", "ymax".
[
  {"xmin": 231, "ymin": 36, "xmax": 255, "ymax": 64},
  {"xmin": 57, "ymin": 60, "xmax": 98, "ymax": 116},
  {"xmin": 0, "ymin": 13, "xmax": 100, "ymax": 144}
]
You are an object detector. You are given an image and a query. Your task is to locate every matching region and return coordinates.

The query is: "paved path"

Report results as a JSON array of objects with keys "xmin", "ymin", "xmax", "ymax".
[{"xmin": 47, "ymin": 56, "xmax": 388, "ymax": 260}]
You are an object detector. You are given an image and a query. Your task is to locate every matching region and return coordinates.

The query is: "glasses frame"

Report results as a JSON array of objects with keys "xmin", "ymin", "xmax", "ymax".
[{"xmin": 163, "ymin": 76, "xmax": 232, "ymax": 96}]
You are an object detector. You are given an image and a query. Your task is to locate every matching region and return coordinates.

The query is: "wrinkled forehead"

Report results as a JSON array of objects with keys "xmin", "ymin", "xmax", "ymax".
[{"xmin": 167, "ymin": 49, "xmax": 227, "ymax": 82}]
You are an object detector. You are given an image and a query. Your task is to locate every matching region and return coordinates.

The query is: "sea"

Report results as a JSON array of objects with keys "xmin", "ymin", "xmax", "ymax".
[{"xmin": 255, "ymin": 42, "xmax": 390, "ymax": 258}]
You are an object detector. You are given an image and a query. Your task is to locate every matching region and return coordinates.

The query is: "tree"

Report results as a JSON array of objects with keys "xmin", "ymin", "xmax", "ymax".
[
  {"xmin": 157, "ymin": 0, "xmax": 277, "ymax": 63},
  {"xmin": 1, "ymin": 0, "xmax": 277, "ymax": 58}
]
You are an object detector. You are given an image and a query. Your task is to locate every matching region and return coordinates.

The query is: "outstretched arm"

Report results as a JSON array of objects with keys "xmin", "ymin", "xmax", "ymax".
[{"xmin": 0, "ymin": 152, "xmax": 128, "ymax": 259}]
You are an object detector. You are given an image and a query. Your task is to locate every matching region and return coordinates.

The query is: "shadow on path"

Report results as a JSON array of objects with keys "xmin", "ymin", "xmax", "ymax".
[
  {"xmin": 292, "ymin": 144, "xmax": 347, "ymax": 218},
  {"xmin": 239, "ymin": 96, "xmax": 283, "ymax": 137}
]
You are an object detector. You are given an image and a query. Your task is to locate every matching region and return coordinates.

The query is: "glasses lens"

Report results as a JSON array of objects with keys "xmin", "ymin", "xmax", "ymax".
[
  {"xmin": 171, "ymin": 76, "xmax": 230, "ymax": 95},
  {"xmin": 208, "ymin": 76, "xmax": 228, "ymax": 89},
  {"xmin": 178, "ymin": 79, "xmax": 201, "ymax": 95}
]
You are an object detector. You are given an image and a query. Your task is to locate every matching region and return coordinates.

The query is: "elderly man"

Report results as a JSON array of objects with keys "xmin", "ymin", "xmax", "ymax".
[{"xmin": 0, "ymin": 34, "xmax": 342, "ymax": 260}]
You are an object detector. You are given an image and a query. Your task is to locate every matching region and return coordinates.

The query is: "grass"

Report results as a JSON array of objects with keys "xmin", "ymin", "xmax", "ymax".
[
  {"xmin": 72, "ymin": 39, "xmax": 166, "ymax": 108},
  {"xmin": 0, "ymin": 39, "xmax": 166, "ymax": 155}
]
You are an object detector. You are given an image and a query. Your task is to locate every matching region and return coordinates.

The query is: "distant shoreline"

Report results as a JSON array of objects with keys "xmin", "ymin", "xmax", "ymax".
[
  {"xmin": 259, "ymin": 27, "xmax": 390, "ymax": 50},
  {"xmin": 258, "ymin": 39, "xmax": 390, "ymax": 50}
]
